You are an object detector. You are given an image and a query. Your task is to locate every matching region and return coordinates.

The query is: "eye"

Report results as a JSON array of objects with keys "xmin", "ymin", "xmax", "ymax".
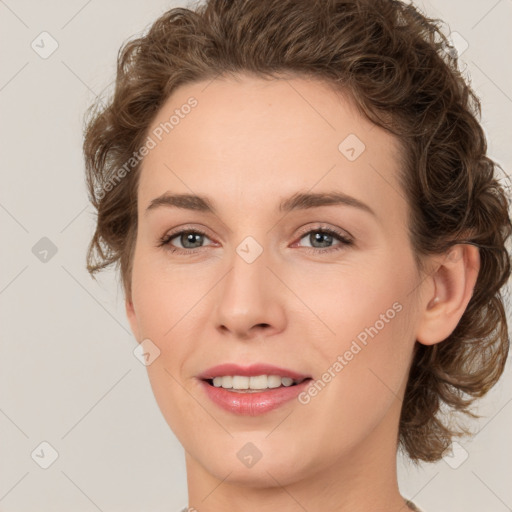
[
  {"xmin": 158, "ymin": 224, "xmax": 354, "ymax": 255},
  {"xmin": 293, "ymin": 225, "xmax": 353, "ymax": 254},
  {"xmin": 158, "ymin": 228, "xmax": 214, "ymax": 255}
]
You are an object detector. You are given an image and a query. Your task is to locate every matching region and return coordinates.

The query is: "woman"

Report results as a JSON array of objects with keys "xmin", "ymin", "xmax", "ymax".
[{"xmin": 83, "ymin": 0, "xmax": 511, "ymax": 510}]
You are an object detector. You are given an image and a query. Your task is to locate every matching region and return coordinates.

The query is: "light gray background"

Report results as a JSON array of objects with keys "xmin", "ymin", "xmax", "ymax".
[{"xmin": 0, "ymin": 0, "xmax": 511, "ymax": 511}]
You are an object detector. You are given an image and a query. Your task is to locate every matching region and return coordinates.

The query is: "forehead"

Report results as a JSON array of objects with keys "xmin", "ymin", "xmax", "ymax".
[{"xmin": 138, "ymin": 74, "xmax": 407, "ymax": 226}]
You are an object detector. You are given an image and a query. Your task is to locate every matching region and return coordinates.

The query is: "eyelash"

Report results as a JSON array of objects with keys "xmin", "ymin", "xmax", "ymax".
[{"xmin": 157, "ymin": 225, "xmax": 354, "ymax": 256}]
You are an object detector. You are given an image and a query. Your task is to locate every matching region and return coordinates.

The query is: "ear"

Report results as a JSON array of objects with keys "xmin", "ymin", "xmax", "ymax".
[
  {"xmin": 416, "ymin": 244, "xmax": 480, "ymax": 346},
  {"xmin": 125, "ymin": 294, "xmax": 141, "ymax": 342}
]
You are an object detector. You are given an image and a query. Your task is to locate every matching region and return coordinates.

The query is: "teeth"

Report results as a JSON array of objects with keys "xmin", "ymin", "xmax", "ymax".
[
  {"xmin": 211, "ymin": 375, "xmax": 298, "ymax": 390},
  {"xmin": 281, "ymin": 377, "xmax": 294, "ymax": 387},
  {"xmin": 233, "ymin": 376, "xmax": 249, "ymax": 389},
  {"xmin": 267, "ymin": 375, "xmax": 283, "ymax": 388},
  {"xmin": 220, "ymin": 376, "xmax": 232, "ymax": 389}
]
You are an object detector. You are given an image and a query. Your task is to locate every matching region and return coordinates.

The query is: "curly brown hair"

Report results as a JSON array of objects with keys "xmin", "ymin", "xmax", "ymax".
[{"xmin": 83, "ymin": 0, "xmax": 512, "ymax": 462}]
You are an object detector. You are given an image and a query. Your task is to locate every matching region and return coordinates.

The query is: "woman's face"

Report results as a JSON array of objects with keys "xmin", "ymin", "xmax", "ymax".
[{"xmin": 126, "ymin": 74, "xmax": 426, "ymax": 486}]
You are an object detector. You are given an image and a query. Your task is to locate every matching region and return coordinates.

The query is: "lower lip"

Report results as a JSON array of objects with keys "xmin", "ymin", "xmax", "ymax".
[{"xmin": 199, "ymin": 379, "xmax": 312, "ymax": 416}]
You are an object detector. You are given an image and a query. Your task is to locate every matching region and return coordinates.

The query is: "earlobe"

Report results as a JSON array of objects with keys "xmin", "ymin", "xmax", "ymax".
[{"xmin": 416, "ymin": 244, "xmax": 480, "ymax": 346}]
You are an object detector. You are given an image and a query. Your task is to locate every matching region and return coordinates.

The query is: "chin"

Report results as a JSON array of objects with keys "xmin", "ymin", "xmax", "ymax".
[{"xmin": 190, "ymin": 437, "xmax": 318, "ymax": 489}]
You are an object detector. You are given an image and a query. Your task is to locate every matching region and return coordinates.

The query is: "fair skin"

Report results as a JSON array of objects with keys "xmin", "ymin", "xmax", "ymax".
[{"xmin": 125, "ymin": 73, "xmax": 480, "ymax": 512}]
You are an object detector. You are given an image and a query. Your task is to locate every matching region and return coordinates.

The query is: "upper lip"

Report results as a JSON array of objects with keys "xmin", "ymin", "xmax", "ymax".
[{"xmin": 197, "ymin": 363, "xmax": 311, "ymax": 381}]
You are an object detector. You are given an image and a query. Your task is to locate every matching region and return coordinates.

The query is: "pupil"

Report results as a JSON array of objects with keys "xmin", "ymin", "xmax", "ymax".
[
  {"xmin": 312, "ymin": 232, "xmax": 332, "ymax": 248},
  {"xmin": 183, "ymin": 232, "xmax": 202, "ymax": 248}
]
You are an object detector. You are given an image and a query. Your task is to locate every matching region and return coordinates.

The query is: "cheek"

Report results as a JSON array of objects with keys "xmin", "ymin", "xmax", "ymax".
[
  {"xmin": 130, "ymin": 249, "xmax": 199, "ymax": 338},
  {"xmin": 293, "ymin": 299, "xmax": 415, "ymax": 461},
  {"xmin": 295, "ymin": 256, "xmax": 417, "ymax": 419},
  {"xmin": 130, "ymin": 252, "xmax": 199, "ymax": 432},
  {"xmin": 291, "ymin": 252, "xmax": 413, "ymax": 355}
]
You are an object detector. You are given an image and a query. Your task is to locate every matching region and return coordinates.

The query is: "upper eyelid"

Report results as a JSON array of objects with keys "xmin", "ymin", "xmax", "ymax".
[
  {"xmin": 295, "ymin": 223, "xmax": 352, "ymax": 239},
  {"xmin": 164, "ymin": 224, "xmax": 349, "ymax": 237}
]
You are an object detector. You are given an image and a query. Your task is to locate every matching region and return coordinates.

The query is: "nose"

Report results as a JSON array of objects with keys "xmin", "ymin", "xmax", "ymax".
[{"xmin": 214, "ymin": 246, "xmax": 286, "ymax": 340}]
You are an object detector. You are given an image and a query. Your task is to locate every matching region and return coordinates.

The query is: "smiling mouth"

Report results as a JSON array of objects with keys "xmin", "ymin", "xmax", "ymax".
[{"xmin": 203, "ymin": 376, "xmax": 312, "ymax": 393}]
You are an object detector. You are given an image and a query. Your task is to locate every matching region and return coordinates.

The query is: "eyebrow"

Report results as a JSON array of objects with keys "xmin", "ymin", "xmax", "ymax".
[{"xmin": 145, "ymin": 191, "xmax": 376, "ymax": 217}]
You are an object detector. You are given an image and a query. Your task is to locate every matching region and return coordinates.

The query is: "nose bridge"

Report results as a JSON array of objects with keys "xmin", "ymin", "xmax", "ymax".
[
  {"xmin": 214, "ymin": 233, "xmax": 285, "ymax": 337},
  {"xmin": 222, "ymin": 237, "xmax": 269, "ymax": 316}
]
